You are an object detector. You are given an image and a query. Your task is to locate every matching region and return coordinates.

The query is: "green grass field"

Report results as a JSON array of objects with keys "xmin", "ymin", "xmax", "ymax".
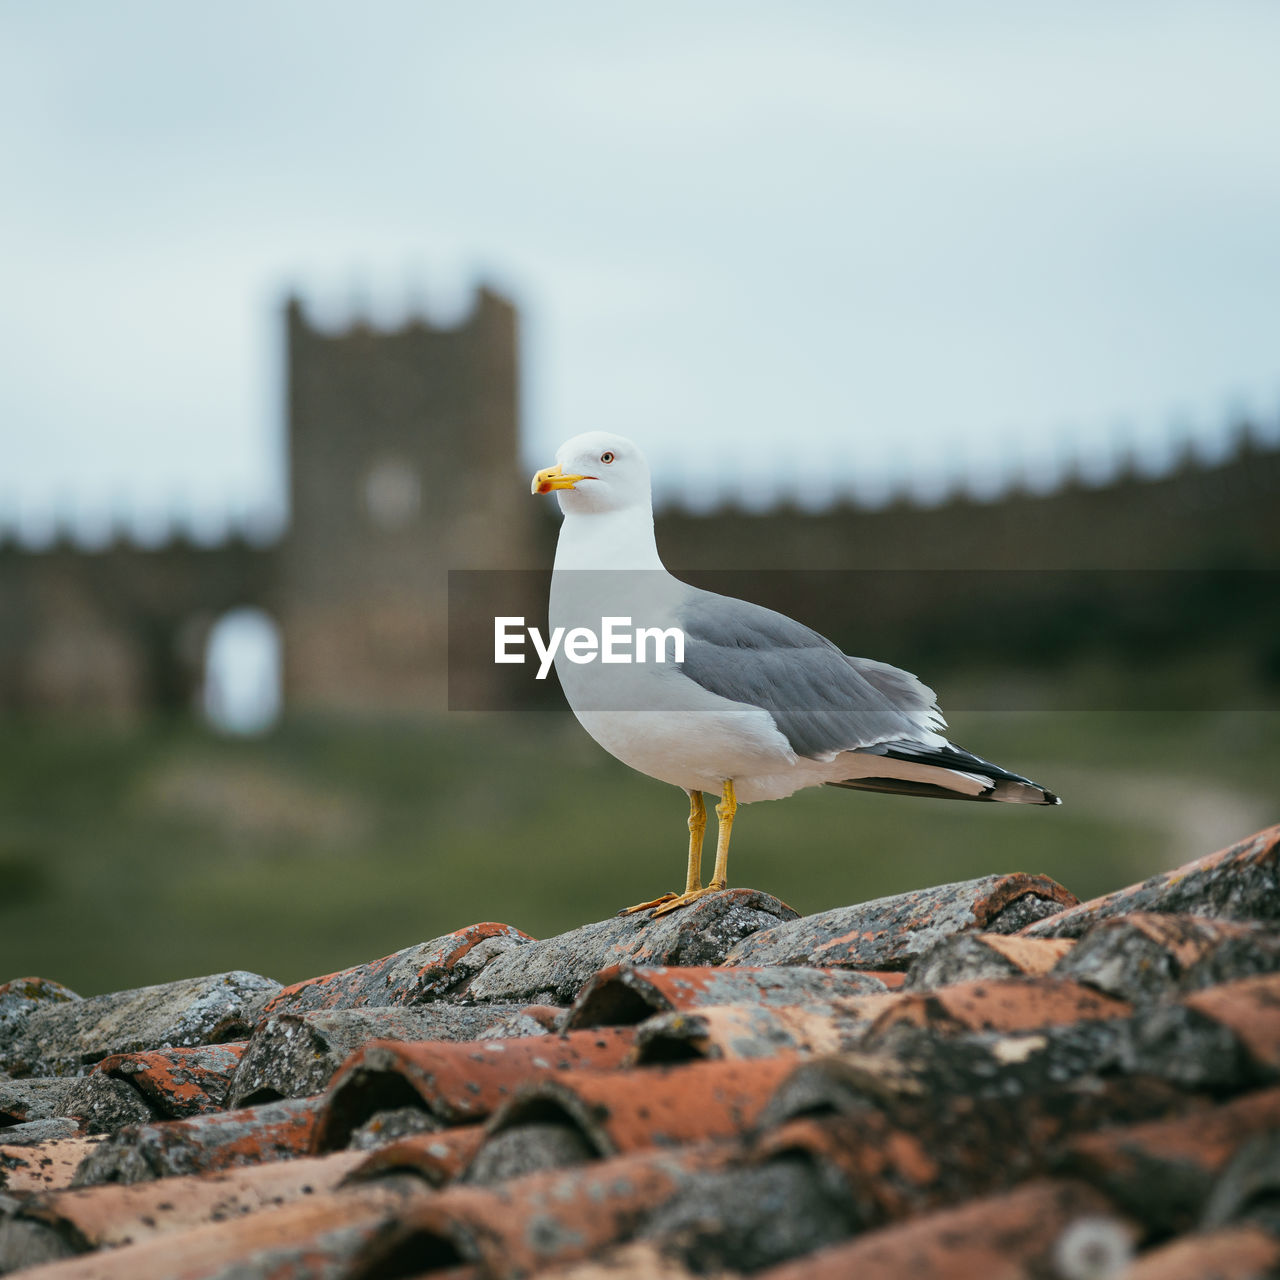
[{"xmin": 1, "ymin": 707, "xmax": 1276, "ymax": 996}]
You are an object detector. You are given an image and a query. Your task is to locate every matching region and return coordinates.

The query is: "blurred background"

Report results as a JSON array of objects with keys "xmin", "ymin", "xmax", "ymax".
[{"xmin": 2, "ymin": 2, "xmax": 1278, "ymax": 995}]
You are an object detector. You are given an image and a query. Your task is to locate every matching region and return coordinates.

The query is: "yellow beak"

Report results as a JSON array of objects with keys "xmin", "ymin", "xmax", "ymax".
[{"xmin": 531, "ymin": 464, "xmax": 587, "ymax": 495}]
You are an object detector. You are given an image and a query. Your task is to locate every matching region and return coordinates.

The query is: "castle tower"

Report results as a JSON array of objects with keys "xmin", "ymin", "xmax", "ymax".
[{"xmin": 279, "ymin": 287, "xmax": 535, "ymax": 712}]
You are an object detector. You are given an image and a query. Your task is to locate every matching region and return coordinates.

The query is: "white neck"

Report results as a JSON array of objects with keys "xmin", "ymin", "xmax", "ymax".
[{"xmin": 553, "ymin": 503, "xmax": 666, "ymax": 573}]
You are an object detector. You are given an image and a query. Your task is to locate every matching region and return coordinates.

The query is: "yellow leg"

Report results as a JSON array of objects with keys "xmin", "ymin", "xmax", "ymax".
[
  {"xmin": 618, "ymin": 791, "xmax": 706, "ymax": 915},
  {"xmin": 708, "ymin": 778, "xmax": 736, "ymax": 890},
  {"xmin": 684, "ymin": 790, "xmax": 706, "ymax": 892},
  {"xmin": 650, "ymin": 781, "xmax": 735, "ymax": 917}
]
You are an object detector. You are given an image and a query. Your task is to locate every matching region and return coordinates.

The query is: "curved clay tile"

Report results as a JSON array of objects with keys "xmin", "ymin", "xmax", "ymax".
[{"xmin": 312, "ymin": 1028, "xmax": 636, "ymax": 1152}]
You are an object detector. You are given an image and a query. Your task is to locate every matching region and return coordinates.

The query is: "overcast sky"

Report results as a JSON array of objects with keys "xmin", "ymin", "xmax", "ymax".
[{"xmin": 4, "ymin": 2, "xmax": 1280, "ymax": 538}]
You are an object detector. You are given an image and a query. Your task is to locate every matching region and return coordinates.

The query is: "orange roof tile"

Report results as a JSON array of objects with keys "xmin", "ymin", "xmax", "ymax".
[
  {"xmin": 313, "ymin": 1028, "xmax": 636, "ymax": 1152},
  {"xmin": 0, "ymin": 1136, "xmax": 103, "ymax": 1193},
  {"xmin": 5, "ymin": 823, "xmax": 1280, "ymax": 1278},
  {"xmin": 756, "ymin": 1178, "xmax": 1138, "ymax": 1280},
  {"xmin": 483, "ymin": 1056, "xmax": 799, "ymax": 1159},
  {"xmin": 1117, "ymin": 1224, "xmax": 1280, "ymax": 1279},
  {"xmin": 261, "ymin": 922, "xmax": 534, "ymax": 1016},
  {"xmin": 1025, "ymin": 823, "xmax": 1280, "ymax": 939},
  {"xmin": 90, "ymin": 1043, "xmax": 245, "ymax": 1119}
]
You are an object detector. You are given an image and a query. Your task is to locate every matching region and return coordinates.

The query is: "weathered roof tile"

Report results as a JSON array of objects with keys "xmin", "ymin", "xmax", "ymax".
[
  {"xmin": 1, "ymin": 971, "xmax": 278, "ymax": 1078},
  {"xmin": 0, "ymin": 1135, "xmax": 102, "ymax": 1193},
  {"xmin": 11, "ymin": 1180, "xmax": 429, "ymax": 1280},
  {"xmin": 531, "ymin": 1241, "xmax": 704, "ymax": 1278},
  {"xmin": 226, "ymin": 1004, "xmax": 532, "ymax": 1108},
  {"xmin": 863, "ymin": 975, "xmax": 1133, "ymax": 1041},
  {"xmin": 631, "ymin": 1002, "xmax": 863, "ymax": 1063},
  {"xmin": 313, "ymin": 1028, "xmax": 636, "ymax": 1151},
  {"xmin": 1120, "ymin": 972, "xmax": 1280, "ymax": 1088},
  {"xmin": 755, "ymin": 1068, "xmax": 1198, "ymax": 1231},
  {"xmin": 1061, "ymin": 1085, "xmax": 1280, "ymax": 1234},
  {"xmin": 754, "ymin": 1177, "xmax": 1137, "ymax": 1280},
  {"xmin": 0, "ymin": 1077, "xmax": 79, "ymax": 1127},
  {"xmin": 72, "ymin": 1095, "xmax": 323, "ymax": 1186},
  {"xmin": 89, "ymin": 1043, "xmax": 246, "ymax": 1119},
  {"xmin": 1025, "ymin": 823, "xmax": 1280, "ymax": 939},
  {"xmin": 724, "ymin": 873, "xmax": 1077, "ymax": 970},
  {"xmin": 904, "ymin": 932, "xmax": 1075, "ymax": 989},
  {"xmin": 8, "ymin": 823, "xmax": 1280, "ymax": 1278},
  {"xmin": 1117, "ymin": 1224, "xmax": 1280, "ymax": 1280},
  {"xmin": 260, "ymin": 921, "xmax": 534, "ymax": 1017},
  {"xmin": 0, "ymin": 1149, "xmax": 365, "ymax": 1271},
  {"xmin": 345, "ymin": 1125, "xmax": 487, "ymax": 1187},
  {"xmin": 467, "ymin": 890, "xmax": 799, "ymax": 1005},
  {"xmin": 0, "ymin": 978, "xmax": 80, "ymax": 1048},
  {"xmin": 1053, "ymin": 912, "xmax": 1280, "ymax": 1002},
  {"xmin": 478, "ymin": 1056, "xmax": 798, "ymax": 1169},
  {"xmin": 348, "ymin": 1146, "xmax": 737, "ymax": 1280},
  {"xmin": 563, "ymin": 962, "xmax": 887, "ymax": 1030},
  {"xmin": 58, "ymin": 1072, "xmax": 158, "ymax": 1134}
]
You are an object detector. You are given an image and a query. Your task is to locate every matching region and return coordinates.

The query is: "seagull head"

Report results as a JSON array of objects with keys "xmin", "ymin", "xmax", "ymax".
[{"xmin": 531, "ymin": 432, "xmax": 652, "ymax": 515}]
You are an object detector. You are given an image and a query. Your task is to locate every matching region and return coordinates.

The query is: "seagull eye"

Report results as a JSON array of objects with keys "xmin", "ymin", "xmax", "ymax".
[{"xmin": 600, "ymin": 451, "xmax": 615, "ymax": 464}]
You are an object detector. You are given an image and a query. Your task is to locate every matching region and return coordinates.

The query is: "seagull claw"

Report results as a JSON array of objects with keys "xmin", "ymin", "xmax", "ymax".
[
  {"xmin": 649, "ymin": 884, "xmax": 725, "ymax": 917},
  {"xmin": 616, "ymin": 892, "xmax": 679, "ymax": 916}
]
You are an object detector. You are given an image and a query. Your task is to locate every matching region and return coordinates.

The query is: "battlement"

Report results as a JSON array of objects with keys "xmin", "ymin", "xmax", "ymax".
[
  {"xmin": 655, "ymin": 414, "xmax": 1280, "ymax": 518},
  {"xmin": 285, "ymin": 283, "xmax": 515, "ymax": 341},
  {"xmin": 2, "ymin": 279, "xmax": 1277, "ymax": 720},
  {"xmin": 0, "ymin": 511, "xmax": 283, "ymax": 557}
]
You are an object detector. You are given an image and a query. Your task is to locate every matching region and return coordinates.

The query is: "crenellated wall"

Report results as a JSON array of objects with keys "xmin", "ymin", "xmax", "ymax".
[{"xmin": 1, "ymin": 284, "xmax": 1276, "ymax": 719}]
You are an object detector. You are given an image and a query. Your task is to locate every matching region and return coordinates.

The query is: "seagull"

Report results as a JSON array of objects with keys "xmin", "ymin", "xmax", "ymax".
[{"xmin": 532, "ymin": 431, "xmax": 1061, "ymax": 917}]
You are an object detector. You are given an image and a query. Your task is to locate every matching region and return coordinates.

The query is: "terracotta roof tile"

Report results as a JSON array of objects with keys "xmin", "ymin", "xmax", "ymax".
[
  {"xmin": 90, "ymin": 1043, "xmax": 246, "ymax": 1119},
  {"xmin": 530, "ymin": 1241, "xmax": 703, "ymax": 1278},
  {"xmin": 0, "ymin": 1078, "xmax": 78, "ymax": 1127},
  {"xmin": 2, "ymin": 1073, "xmax": 158, "ymax": 1138},
  {"xmin": 0, "ymin": 1148, "xmax": 364, "ymax": 1269},
  {"xmin": 1054, "ymin": 912, "xmax": 1280, "ymax": 1001},
  {"xmin": 0, "ymin": 971, "xmax": 278, "ymax": 1078},
  {"xmin": 11, "ymin": 1180, "xmax": 429, "ymax": 1280},
  {"xmin": 348, "ymin": 1146, "xmax": 737, "ymax": 1279},
  {"xmin": 755, "ymin": 1177, "xmax": 1138, "ymax": 1280},
  {"xmin": 1180, "ymin": 973, "xmax": 1280, "ymax": 1073},
  {"xmin": 261, "ymin": 922, "xmax": 534, "ymax": 1017},
  {"xmin": 904, "ymin": 931, "xmax": 1075, "ymax": 989},
  {"xmin": 864, "ymin": 975, "xmax": 1133, "ymax": 1040},
  {"xmin": 1200, "ymin": 1128, "xmax": 1280, "ymax": 1236},
  {"xmin": 466, "ymin": 889, "xmax": 798, "ymax": 1005},
  {"xmin": 0, "ymin": 1117, "xmax": 81, "ymax": 1146},
  {"xmin": 1118, "ymin": 972, "xmax": 1280, "ymax": 1090},
  {"xmin": 345, "ymin": 1126, "xmax": 487, "ymax": 1187},
  {"xmin": 479, "ymin": 1056, "xmax": 798, "ymax": 1165},
  {"xmin": 226, "ymin": 1004, "xmax": 533, "ymax": 1109},
  {"xmin": 1025, "ymin": 822, "xmax": 1280, "ymax": 939},
  {"xmin": 724, "ymin": 872, "xmax": 1077, "ymax": 970},
  {"xmin": 631, "ymin": 1002, "xmax": 859, "ymax": 1063},
  {"xmin": 0, "ymin": 978, "xmax": 81, "ymax": 1041},
  {"xmin": 754, "ymin": 1071, "xmax": 1200, "ymax": 1231},
  {"xmin": 1117, "ymin": 1224, "xmax": 1280, "ymax": 1280},
  {"xmin": 0, "ymin": 1136, "xmax": 103, "ymax": 1193},
  {"xmin": 758, "ymin": 1039, "xmax": 1196, "ymax": 1134},
  {"xmin": 313, "ymin": 1028, "xmax": 636, "ymax": 1152},
  {"xmin": 7, "ymin": 823, "xmax": 1280, "ymax": 1277},
  {"xmin": 563, "ymin": 962, "xmax": 888, "ymax": 1030},
  {"xmin": 72, "ymin": 1094, "xmax": 323, "ymax": 1186},
  {"xmin": 1062, "ymin": 1085, "xmax": 1280, "ymax": 1234},
  {"xmin": 58, "ymin": 1071, "xmax": 160, "ymax": 1134}
]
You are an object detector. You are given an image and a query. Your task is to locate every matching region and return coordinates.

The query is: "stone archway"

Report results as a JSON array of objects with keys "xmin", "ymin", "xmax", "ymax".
[{"xmin": 201, "ymin": 606, "xmax": 282, "ymax": 733}]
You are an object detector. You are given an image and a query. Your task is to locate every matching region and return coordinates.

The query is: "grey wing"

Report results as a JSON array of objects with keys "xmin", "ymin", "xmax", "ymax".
[{"xmin": 676, "ymin": 588, "xmax": 945, "ymax": 760}]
